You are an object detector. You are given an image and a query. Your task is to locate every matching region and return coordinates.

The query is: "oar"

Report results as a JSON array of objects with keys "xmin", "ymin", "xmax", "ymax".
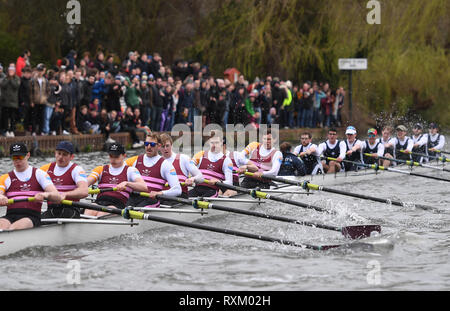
[
  {"xmin": 243, "ymin": 171, "xmax": 437, "ymax": 212},
  {"xmin": 364, "ymin": 153, "xmax": 450, "ymax": 172},
  {"xmin": 186, "ymin": 183, "xmax": 381, "ymax": 239},
  {"xmin": 400, "ymin": 150, "xmax": 450, "ymax": 163},
  {"xmin": 322, "ymin": 156, "xmax": 450, "ymax": 183},
  {"xmin": 217, "ymin": 174, "xmax": 331, "ymax": 214},
  {"xmin": 435, "ymin": 149, "xmax": 450, "ymax": 155},
  {"xmin": 59, "ymin": 199, "xmax": 343, "ymax": 251}
]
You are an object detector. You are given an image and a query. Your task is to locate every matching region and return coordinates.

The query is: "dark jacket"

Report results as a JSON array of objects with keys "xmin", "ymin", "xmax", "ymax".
[
  {"xmin": 18, "ymin": 76, "xmax": 32, "ymax": 106},
  {"xmin": 0, "ymin": 75, "xmax": 20, "ymax": 108},
  {"xmin": 104, "ymin": 84, "xmax": 123, "ymax": 112},
  {"xmin": 278, "ymin": 152, "xmax": 306, "ymax": 176},
  {"xmin": 81, "ymin": 80, "xmax": 94, "ymax": 107}
]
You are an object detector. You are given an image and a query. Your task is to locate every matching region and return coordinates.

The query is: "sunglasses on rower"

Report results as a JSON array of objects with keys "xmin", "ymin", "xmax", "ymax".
[
  {"xmin": 12, "ymin": 155, "xmax": 25, "ymax": 161},
  {"xmin": 144, "ymin": 142, "xmax": 158, "ymax": 147}
]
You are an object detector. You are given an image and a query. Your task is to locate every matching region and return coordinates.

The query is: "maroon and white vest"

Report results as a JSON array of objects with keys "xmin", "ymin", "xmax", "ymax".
[
  {"xmin": 6, "ymin": 168, "xmax": 44, "ymax": 214},
  {"xmin": 250, "ymin": 145, "xmax": 276, "ymax": 172},
  {"xmin": 97, "ymin": 165, "xmax": 131, "ymax": 205},
  {"xmin": 197, "ymin": 151, "xmax": 226, "ymax": 191},
  {"xmin": 47, "ymin": 162, "xmax": 78, "ymax": 192},
  {"xmin": 134, "ymin": 155, "xmax": 166, "ymax": 193}
]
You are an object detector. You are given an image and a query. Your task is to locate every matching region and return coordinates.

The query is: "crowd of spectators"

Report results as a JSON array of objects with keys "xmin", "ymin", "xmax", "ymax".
[{"xmin": 0, "ymin": 49, "xmax": 345, "ymax": 147}]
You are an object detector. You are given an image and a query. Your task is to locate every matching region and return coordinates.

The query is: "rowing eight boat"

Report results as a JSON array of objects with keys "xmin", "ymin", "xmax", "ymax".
[{"xmin": 0, "ymin": 163, "xmax": 446, "ymax": 257}]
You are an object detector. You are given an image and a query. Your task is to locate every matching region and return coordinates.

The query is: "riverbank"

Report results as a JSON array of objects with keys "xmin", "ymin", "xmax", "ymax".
[{"xmin": 0, "ymin": 126, "xmax": 353, "ymax": 157}]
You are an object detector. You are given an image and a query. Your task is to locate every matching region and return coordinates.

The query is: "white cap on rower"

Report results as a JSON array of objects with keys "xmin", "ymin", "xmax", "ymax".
[{"xmin": 345, "ymin": 126, "xmax": 357, "ymax": 135}]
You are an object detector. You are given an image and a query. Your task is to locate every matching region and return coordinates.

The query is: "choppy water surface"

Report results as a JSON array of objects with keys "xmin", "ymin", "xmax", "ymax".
[{"xmin": 0, "ymin": 146, "xmax": 449, "ymax": 291}]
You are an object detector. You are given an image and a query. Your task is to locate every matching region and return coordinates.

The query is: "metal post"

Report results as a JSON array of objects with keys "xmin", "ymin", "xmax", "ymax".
[{"xmin": 348, "ymin": 70, "xmax": 353, "ymax": 122}]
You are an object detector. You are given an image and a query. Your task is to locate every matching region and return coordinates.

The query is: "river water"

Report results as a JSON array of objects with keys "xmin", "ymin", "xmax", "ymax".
[{"xmin": 0, "ymin": 143, "xmax": 449, "ymax": 292}]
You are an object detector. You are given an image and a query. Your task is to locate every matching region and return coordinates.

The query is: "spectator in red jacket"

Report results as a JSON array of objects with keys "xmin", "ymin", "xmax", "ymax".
[{"xmin": 15, "ymin": 51, "xmax": 28, "ymax": 78}]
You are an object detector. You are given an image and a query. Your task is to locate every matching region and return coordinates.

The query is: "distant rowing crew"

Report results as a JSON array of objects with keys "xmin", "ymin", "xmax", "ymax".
[{"xmin": 290, "ymin": 122, "xmax": 446, "ymax": 175}]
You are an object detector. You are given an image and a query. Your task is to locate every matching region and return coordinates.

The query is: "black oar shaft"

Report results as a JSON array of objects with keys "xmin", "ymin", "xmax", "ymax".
[
  {"xmin": 324, "ymin": 157, "xmax": 450, "ymax": 183},
  {"xmin": 141, "ymin": 213, "xmax": 334, "ymax": 251},
  {"xmin": 401, "ymin": 150, "xmax": 450, "ymax": 163},
  {"xmin": 311, "ymin": 183, "xmax": 434, "ymax": 211},
  {"xmin": 137, "ymin": 191, "xmax": 379, "ymax": 239},
  {"xmin": 245, "ymin": 169, "xmax": 436, "ymax": 212},
  {"xmin": 159, "ymin": 190, "xmax": 341, "ymax": 232},
  {"xmin": 218, "ymin": 179, "xmax": 330, "ymax": 214},
  {"xmin": 60, "ymin": 199, "xmax": 334, "ymax": 251}
]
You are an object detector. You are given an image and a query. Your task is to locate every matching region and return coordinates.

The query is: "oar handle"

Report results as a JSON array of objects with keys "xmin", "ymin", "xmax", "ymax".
[
  {"xmin": 88, "ymin": 187, "xmax": 118, "ymax": 195},
  {"xmin": 5, "ymin": 197, "xmax": 36, "ymax": 205}
]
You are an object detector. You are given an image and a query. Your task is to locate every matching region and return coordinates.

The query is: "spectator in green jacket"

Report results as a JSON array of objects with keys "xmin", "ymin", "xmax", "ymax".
[
  {"xmin": 124, "ymin": 76, "xmax": 142, "ymax": 109},
  {"xmin": 280, "ymin": 82, "xmax": 293, "ymax": 129}
]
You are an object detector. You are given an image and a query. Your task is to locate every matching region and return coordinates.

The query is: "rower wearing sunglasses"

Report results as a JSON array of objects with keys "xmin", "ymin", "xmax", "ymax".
[
  {"xmin": 86, "ymin": 143, "xmax": 147, "ymax": 217},
  {"xmin": 361, "ymin": 128, "xmax": 384, "ymax": 165},
  {"xmin": 40, "ymin": 141, "xmax": 89, "ymax": 219},
  {"xmin": 0, "ymin": 143, "xmax": 62, "ymax": 230},
  {"xmin": 159, "ymin": 133, "xmax": 203, "ymax": 198},
  {"xmin": 126, "ymin": 133, "xmax": 181, "ymax": 207}
]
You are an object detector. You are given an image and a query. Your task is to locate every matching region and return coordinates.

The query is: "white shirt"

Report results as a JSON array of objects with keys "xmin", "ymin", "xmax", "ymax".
[
  {"xmin": 345, "ymin": 139, "xmax": 362, "ymax": 151},
  {"xmin": 377, "ymin": 136, "xmax": 395, "ymax": 147},
  {"xmin": 226, "ymin": 150, "xmax": 250, "ymax": 168},
  {"xmin": 318, "ymin": 140, "xmax": 347, "ymax": 159},
  {"xmin": 256, "ymin": 146, "xmax": 283, "ymax": 177},
  {"xmin": 391, "ymin": 137, "xmax": 413, "ymax": 152},
  {"xmin": 412, "ymin": 134, "xmax": 428, "ymax": 147},
  {"xmin": 293, "ymin": 143, "xmax": 319, "ymax": 156},
  {"xmin": 360, "ymin": 141, "xmax": 385, "ymax": 158},
  {"xmin": 426, "ymin": 133, "xmax": 446, "ymax": 151}
]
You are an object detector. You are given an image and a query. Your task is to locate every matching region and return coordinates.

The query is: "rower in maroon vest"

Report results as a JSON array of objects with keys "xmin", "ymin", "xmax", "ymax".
[
  {"xmin": 86, "ymin": 143, "xmax": 147, "ymax": 217},
  {"xmin": 222, "ymin": 136, "xmax": 258, "ymax": 190},
  {"xmin": 126, "ymin": 133, "xmax": 181, "ymax": 207},
  {"xmin": 159, "ymin": 133, "xmax": 203, "ymax": 199},
  {"xmin": 0, "ymin": 143, "xmax": 61, "ymax": 230},
  {"xmin": 241, "ymin": 129, "xmax": 283, "ymax": 189},
  {"xmin": 190, "ymin": 133, "xmax": 234, "ymax": 198},
  {"xmin": 40, "ymin": 141, "xmax": 89, "ymax": 219}
]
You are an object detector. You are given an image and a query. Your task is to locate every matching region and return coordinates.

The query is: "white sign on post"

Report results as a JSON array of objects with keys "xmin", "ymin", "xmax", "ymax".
[{"xmin": 338, "ymin": 58, "xmax": 368, "ymax": 70}]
